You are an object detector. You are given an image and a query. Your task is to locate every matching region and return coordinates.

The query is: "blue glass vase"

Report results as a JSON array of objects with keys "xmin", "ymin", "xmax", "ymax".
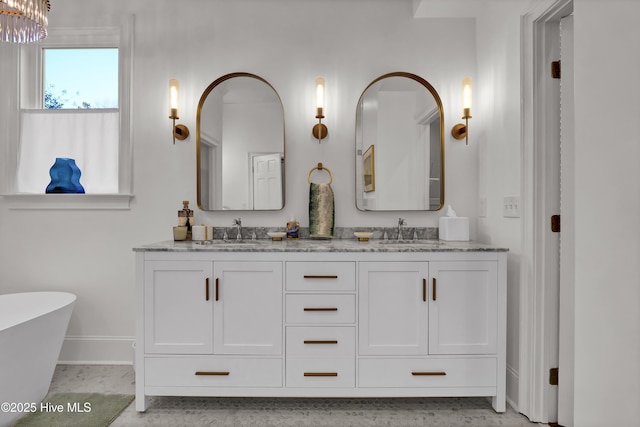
[{"xmin": 45, "ymin": 158, "xmax": 85, "ymax": 194}]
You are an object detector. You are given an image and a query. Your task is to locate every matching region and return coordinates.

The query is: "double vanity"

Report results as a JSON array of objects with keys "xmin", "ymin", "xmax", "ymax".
[
  {"xmin": 134, "ymin": 71, "xmax": 505, "ymax": 413},
  {"xmin": 134, "ymin": 238, "xmax": 507, "ymax": 412}
]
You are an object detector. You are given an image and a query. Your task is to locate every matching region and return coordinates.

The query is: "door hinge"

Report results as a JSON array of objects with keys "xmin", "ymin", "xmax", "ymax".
[
  {"xmin": 551, "ymin": 215, "xmax": 561, "ymax": 233},
  {"xmin": 551, "ymin": 60, "xmax": 561, "ymax": 79},
  {"xmin": 550, "ymin": 367, "xmax": 559, "ymax": 386}
]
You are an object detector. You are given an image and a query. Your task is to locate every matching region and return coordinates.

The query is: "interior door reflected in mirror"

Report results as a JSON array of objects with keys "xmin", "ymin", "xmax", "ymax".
[
  {"xmin": 355, "ymin": 72, "xmax": 444, "ymax": 211},
  {"xmin": 197, "ymin": 73, "xmax": 285, "ymax": 211}
]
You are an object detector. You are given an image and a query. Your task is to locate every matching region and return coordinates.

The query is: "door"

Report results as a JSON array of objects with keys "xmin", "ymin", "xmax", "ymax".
[
  {"xmin": 429, "ymin": 261, "xmax": 498, "ymax": 355},
  {"xmin": 558, "ymin": 14, "xmax": 575, "ymax": 427},
  {"xmin": 252, "ymin": 152, "xmax": 283, "ymax": 210},
  {"xmin": 358, "ymin": 262, "xmax": 429, "ymax": 355},
  {"xmin": 144, "ymin": 261, "xmax": 213, "ymax": 354},
  {"xmin": 213, "ymin": 261, "xmax": 282, "ymax": 355}
]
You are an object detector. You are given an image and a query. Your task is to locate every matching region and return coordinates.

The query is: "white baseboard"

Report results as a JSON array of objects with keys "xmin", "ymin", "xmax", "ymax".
[
  {"xmin": 506, "ymin": 363, "xmax": 520, "ymax": 412},
  {"xmin": 58, "ymin": 335, "xmax": 134, "ymax": 365}
]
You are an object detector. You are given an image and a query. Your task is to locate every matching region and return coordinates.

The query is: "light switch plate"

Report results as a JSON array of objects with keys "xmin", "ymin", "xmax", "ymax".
[{"xmin": 503, "ymin": 195, "xmax": 521, "ymax": 218}]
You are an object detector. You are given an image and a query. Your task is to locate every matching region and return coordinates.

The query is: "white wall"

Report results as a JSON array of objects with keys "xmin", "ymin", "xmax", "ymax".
[
  {"xmin": 474, "ymin": 1, "xmax": 526, "ymax": 408},
  {"xmin": 0, "ymin": 0, "xmax": 477, "ymax": 363},
  {"xmin": 572, "ymin": 1, "xmax": 640, "ymax": 425}
]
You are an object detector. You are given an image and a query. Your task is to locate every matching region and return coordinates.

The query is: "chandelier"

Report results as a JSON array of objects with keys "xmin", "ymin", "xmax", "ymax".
[{"xmin": 0, "ymin": 0, "xmax": 50, "ymax": 43}]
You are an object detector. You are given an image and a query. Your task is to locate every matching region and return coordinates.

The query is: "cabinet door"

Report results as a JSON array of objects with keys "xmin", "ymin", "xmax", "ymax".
[
  {"xmin": 429, "ymin": 261, "xmax": 498, "ymax": 354},
  {"xmin": 359, "ymin": 262, "xmax": 429, "ymax": 355},
  {"xmin": 213, "ymin": 261, "xmax": 283, "ymax": 355},
  {"xmin": 144, "ymin": 261, "xmax": 213, "ymax": 354}
]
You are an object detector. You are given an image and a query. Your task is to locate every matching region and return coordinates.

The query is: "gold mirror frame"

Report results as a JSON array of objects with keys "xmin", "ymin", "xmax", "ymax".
[
  {"xmin": 196, "ymin": 72, "xmax": 286, "ymax": 211},
  {"xmin": 355, "ymin": 72, "xmax": 444, "ymax": 211}
]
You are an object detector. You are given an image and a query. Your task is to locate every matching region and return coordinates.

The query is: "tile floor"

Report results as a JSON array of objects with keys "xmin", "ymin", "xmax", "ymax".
[{"xmin": 45, "ymin": 365, "xmax": 543, "ymax": 427}]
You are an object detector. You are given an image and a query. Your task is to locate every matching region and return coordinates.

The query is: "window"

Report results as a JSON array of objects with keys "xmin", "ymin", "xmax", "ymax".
[
  {"xmin": 6, "ymin": 23, "xmax": 133, "ymax": 209},
  {"xmin": 44, "ymin": 48, "xmax": 119, "ymax": 109},
  {"xmin": 18, "ymin": 48, "xmax": 120, "ymax": 194}
]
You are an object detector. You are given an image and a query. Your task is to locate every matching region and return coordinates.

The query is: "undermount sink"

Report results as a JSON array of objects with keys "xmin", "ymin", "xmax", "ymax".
[
  {"xmin": 376, "ymin": 240, "xmax": 439, "ymax": 245},
  {"xmin": 195, "ymin": 240, "xmax": 262, "ymax": 245}
]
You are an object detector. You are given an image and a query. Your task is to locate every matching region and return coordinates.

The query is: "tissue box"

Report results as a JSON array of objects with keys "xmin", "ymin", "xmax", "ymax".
[{"xmin": 439, "ymin": 216, "xmax": 469, "ymax": 241}]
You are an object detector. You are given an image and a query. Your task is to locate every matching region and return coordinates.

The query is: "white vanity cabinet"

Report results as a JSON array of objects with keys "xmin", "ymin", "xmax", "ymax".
[
  {"xmin": 136, "ymin": 253, "xmax": 284, "ymax": 411},
  {"xmin": 359, "ymin": 261, "xmax": 498, "ymax": 356},
  {"xmin": 135, "ymin": 244, "xmax": 507, "ymax": 413},
  {"xmin": 428, "ymin": 261, "xmax": 498, "ymax": 355},
  {"xmin": 213, "ymin": 261, "xmax": 282, "ymax": 355},
  {"xmin": 357, "ymin": 259, "xmax": 502, "ymax": 406},
  {"xmin": 359, "ymin": 262, "xmax": 430, "ymax": 355},
  {"xmin": 143, "ymin": 261, "xmax": 213, "ymax": 354}
]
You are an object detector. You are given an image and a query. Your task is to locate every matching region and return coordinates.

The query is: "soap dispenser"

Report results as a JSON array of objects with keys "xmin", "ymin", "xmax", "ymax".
[{"xmin": 178, "ymin": 200, "xmax": 194, "ymax": 240}]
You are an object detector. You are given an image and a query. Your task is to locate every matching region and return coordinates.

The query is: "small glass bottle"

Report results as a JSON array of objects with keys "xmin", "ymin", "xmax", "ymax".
[{"xmin": 287, "ymin": 217, "xmax": 300, "ymax": 239}]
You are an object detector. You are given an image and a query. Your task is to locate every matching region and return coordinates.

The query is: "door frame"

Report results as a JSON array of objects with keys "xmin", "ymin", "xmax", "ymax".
[{"xmin": 519, "ymin": 0, "xmax": 573, "ymax": 422}]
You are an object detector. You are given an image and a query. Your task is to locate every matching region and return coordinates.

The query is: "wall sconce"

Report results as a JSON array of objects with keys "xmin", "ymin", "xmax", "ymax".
[
  {"xmin": 169, "ymin": 78, "xmax": 190, "ymax": 144},
  {"xmin": 451, "ymin": 77, "xmax": 472, "ymax": 145},
  {"xmin": 312, "ymin": 77, "xmax": 328, "ymax": 142}
]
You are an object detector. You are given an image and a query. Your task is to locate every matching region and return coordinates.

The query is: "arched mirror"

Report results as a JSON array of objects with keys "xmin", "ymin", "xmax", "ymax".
[
  {"xmin": 355, "ymin": 72, "xmax": 444, "ymax": 211},
  {"xmin": 197, "ymin": 73, "xmax": 285, "ymax": 210}
]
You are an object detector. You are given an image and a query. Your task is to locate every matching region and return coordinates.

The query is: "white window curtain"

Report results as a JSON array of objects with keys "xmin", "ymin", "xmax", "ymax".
[{"xmin": 17, "ymin": 109, "xmax": 119, "ymax": 193}]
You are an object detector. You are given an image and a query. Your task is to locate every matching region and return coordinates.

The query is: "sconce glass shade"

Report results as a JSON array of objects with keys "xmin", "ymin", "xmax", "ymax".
[
  {"xmin": 452, "ymin": 77, "xmax": 472, "ymax": 144},
  {"xmin": 462, "ymin": 77, "xmax": 472, "ymax": 117},
  {"xmin": 315, "ymin": 77, "xmax": 325, "ymax": 117},
  {"xmin": 313, "ymin": 77, "xmax": 328, "ymax": 142},
  {"xmin": 169, "ymin": 78, "xmax": 180, "ymax": 119},
  {"xmin": 0, "ymin": 0, "xmax": 50, "ymax": 43},
  {"xmin": 169, "ymin": 78, "xmax": 189, "ymax": 144}
]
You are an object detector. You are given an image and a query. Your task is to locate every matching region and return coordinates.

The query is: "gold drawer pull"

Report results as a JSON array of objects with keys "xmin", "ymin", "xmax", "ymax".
[
  {"xmin": 304, "ymin": 340, "xmax": 338, "ymax": 344},
  {"xmin": 304, "ymin": 372, "xmax": 338, "ymax": 377},
  {"xmin": 195, "ymin": 371, "xmax": 230, "ymax": 376},
  {"xmin": 303, "ymin": 275, "xmax": 338, "ymax": 279},
  {"xmin": 412, "ymin": 371, "xmax": 446, "ymax": 376},
  {"xmin": 304, "ymin": 307, "xmax": 338, "ymax": 312}
]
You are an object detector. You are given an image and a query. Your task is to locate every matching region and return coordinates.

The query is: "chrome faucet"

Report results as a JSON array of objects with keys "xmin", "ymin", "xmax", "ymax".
[
  {"xmin": 397, "ymin": 218, "xmax": 407, "ymax": 240},
  {"xmin": 232, "ymin": 218, "xmax": 242, "ymax": 240}
]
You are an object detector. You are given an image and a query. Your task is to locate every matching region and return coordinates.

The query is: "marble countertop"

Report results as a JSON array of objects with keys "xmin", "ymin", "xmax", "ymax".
[{"xmin": 133, "ymin": 239, "xmax": 508, "ymax": 253}]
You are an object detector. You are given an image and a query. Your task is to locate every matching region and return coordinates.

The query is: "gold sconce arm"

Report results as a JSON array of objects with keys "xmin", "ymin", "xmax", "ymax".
[
  {"xmin": 172, "ymin": 120, "xmax": 190, "ymax": 144},
  {"xmin": 451, "ymin": 109, "xmax": 471, "ymax": 145}
]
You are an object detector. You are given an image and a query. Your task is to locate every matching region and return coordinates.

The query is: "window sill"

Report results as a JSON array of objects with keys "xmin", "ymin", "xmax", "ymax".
[{"xmin": 1, "ymin": 193, "xmax": 134, "ymax": 210}]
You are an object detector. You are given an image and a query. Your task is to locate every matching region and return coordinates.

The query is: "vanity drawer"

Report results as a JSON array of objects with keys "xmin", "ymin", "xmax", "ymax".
[
  {"xmin": 286, "ymin": 294, "xmax": 355, "ymax": 324},
  {"xmin": 286, "ymin": 358, "xmax": 355, "ymax": 388},
  {"xmin": 145, "ymin": 356, "xmax": 282, "ymax": 387},
  {"xmin": 358, "ymin": 357, "xmax": 497, "ymax": 388},
  {"xmin": 286, "ymin": 262, "xmax": 356, "ymax": 291},
  {"xmin": 286, "ymin": 326, "xmax": 355, "ymax": 358}
]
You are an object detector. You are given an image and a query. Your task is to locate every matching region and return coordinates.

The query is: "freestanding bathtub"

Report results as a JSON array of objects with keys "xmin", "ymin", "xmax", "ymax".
[{"xmin": 0, "ymin": 292, "xmax": 76, "ymax": 427}]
